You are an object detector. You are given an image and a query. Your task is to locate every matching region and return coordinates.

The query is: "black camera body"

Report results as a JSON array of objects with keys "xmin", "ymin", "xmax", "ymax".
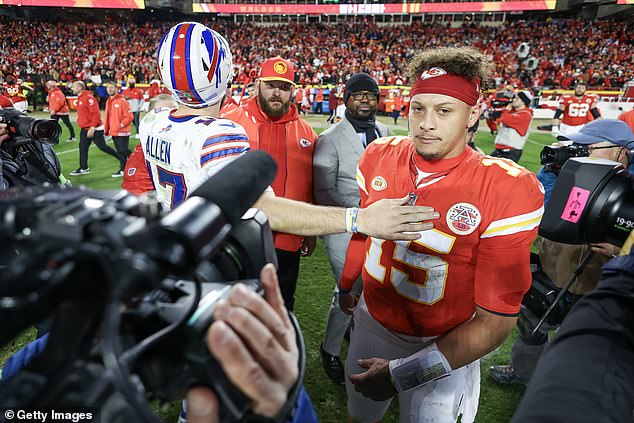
[
  {"xmin": 539, "ymin": 157, "xmax": 634, "ymax": 246},
  {"xmin": 0, "ymin": 107, "xmax": 61, "ymax": 145},
  {"xmin": 540, "ymin": 144, "xmax": 590, "ymax": 170},
  {"xmin": 0, "ymin": 180, "xmax": 298, "ymax": 422},
  {"xmin": 0, "ymin": 108, "xmax": 63, "ymax": 187}
]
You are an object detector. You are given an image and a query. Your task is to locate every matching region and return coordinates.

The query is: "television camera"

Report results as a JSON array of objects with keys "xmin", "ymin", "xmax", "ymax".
[{"xmin": 0, "ymin": 151, "xmax": 305, "ymax": 423}]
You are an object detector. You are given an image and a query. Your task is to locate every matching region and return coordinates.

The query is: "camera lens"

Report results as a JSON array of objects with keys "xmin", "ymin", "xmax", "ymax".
[
  {"xmin": 30, "ymin": 119, "xmax": 61, "ymax": 143},
  {"xmin": 540, "ymin": 146, "xmax": 556, "ymax": 166}
]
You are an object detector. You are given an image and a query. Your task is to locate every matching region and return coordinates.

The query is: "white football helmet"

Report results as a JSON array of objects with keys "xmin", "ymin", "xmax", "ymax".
[{"xmin": 157, "ymin": 22, "xmax": 233, "ymax": 108}]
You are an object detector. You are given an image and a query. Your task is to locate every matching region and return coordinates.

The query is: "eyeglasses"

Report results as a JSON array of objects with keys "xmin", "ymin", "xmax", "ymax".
[{"xmin": 351, "ymin": 91, "xmax": 378, "ymax": 101}]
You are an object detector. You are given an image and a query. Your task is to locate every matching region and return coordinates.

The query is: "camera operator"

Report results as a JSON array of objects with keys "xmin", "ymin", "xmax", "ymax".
[
  {"xmin": 512, "ymin": 222, "xmax": 634, "ymax": 423},
  {"xmin": 488, "ymin": 90, "xmax": 534, "ymax": 163},
  {"xmin": 489, "ymin": 119, "xmax": 634, "ymax": 386}
]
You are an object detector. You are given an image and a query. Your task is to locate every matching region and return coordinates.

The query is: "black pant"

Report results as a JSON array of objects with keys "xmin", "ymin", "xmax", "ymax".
[
  {"xmin": 327, "ymin": 109, "xmax": 336, "ymax": 123},
  {"xmin": 491, "ymin": 147, "xmax": 523, "ymax": 163},
  {"xmin": 112, "ymin": 136, "xmax": 131, "ymax": 170},
  {"xmin": 275, "ymin": 248, "xmax": 301, "ymax": 312},
  {"xmin": 132, "ymin": 111, "xmax": 140, "ymax": 133},
  {"xmin": 51, "ymin": 114, "xmax": 75, "ymax": 139},
  {"xmin": 79, "ymin": 128, "xmax": 123, "ymax": 169}
]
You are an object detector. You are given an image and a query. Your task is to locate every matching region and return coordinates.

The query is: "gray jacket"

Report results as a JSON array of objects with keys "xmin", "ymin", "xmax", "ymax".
[{"xmin": 313, "ymin": 117, "xmax": 389, "ymax": 207}]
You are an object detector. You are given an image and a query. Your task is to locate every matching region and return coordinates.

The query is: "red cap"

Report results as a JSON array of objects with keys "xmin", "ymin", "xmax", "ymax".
[{"xmin": 259, "ymin": 57, "xmax": 295, "ymax": 85}]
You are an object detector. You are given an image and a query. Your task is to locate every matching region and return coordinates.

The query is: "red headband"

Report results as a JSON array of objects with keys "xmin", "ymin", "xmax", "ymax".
[{"xmin": 410, "ymin": 67, "xmax": 481, "ymax": 106}]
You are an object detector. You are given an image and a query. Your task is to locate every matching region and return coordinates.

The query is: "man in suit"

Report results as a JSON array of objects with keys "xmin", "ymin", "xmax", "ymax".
[{"xmin": 313, "ymin": 73, "xmax": 389, "ymax": 385}]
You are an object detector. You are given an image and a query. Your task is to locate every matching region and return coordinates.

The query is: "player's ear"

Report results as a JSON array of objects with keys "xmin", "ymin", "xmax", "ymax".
[{"xmin": 467, "ymin": 100, "xmax": 482, "ymax": 128}]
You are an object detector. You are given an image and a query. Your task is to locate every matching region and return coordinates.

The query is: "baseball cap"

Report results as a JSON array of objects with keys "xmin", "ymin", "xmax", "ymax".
[
  {"xmin": 259, "ymin": 57, "xmax": 295, "ymax": 85},
  {"xmin": 565, "ymin": 119, "xmax": 634, "ymax": 147}
]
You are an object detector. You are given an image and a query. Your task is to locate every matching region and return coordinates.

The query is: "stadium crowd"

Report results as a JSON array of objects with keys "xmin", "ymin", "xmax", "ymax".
[{"xmin": 1, "ymin": 16, "xmax": 632, "ymax": 95}]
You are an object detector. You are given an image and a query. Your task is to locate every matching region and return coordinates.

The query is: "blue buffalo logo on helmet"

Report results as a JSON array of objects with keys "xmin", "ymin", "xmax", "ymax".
[{"xmin": 157, "ymin": 22, "xmax": 233, "ymax": 108}]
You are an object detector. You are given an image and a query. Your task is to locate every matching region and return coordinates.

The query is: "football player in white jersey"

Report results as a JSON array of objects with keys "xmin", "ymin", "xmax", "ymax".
[
  {"xmin": 146, "ymin": 22, "xmax": 439, "ymax": 423},
  {"xmin": 145, "ymin": 22, "xmax": 435, "ymax": 237}
]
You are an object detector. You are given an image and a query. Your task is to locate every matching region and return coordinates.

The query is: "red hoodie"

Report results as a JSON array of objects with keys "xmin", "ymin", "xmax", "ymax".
[{"xmin": 221, "ymin": 96, "xmax": 317, "ymax": 252}]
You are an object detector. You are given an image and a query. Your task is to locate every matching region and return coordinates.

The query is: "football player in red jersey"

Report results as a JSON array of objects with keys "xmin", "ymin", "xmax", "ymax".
[
  {"xmin": 551, "ymin": 81, "xmax": 601, "ymax": 138},
  {"xmin": 2, "ymin": 75, "xmax": 32, "ymax": 112},
  {"xmin": 338, "ymin": 47, "xmax": 544, "ymax": 423}
]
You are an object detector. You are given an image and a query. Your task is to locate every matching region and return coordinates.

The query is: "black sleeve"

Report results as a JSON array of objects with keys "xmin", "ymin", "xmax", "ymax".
[
  {"xmin": 590, "ymin": 107, "xmax": 601, "ymax": 119},
  {"xmin": 512, "ymin": 257, "xmax": 634, "ymax": 423}
]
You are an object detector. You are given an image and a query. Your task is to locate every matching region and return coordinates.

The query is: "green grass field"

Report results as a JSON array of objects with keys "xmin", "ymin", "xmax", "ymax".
[{"xmin": 1, "ymin": 111, "xmax": 555, "ymax": 423}]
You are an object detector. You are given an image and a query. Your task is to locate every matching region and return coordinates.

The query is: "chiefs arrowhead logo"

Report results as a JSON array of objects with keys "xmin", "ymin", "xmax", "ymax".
[
  {"xmin": 274, "ymin": 61, "xmax": 288, "ymax": 75},
  {"xmin": 420, "ymin": 67, "xmax": 447, "ymax": 80}
]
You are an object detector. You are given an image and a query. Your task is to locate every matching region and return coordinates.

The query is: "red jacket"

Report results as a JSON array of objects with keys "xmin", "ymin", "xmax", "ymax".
[
  {"xmin": 48, "ymin": 87, "xmax": 69, "ymax": 115},
  {"xmin": 498, "ymin": 107, "xmax": 533, "ymax": 137},
  {"xmin": 105, "ymin": 94, "xmax": 134, "ymax": 136},
  {"xmin": 76, "ymin": 90, "xmax": 102, "ymax": 130},
  {"xmin": 221, "ymin": 96, "xmax": 317, "ymax": 252},
  {"xmin": 122, "ymin": 144, "xmax": 154, "ymax": 195},
  {"xmin": 121, "ymin": 87, "xmax": 144, "ymax": 100}
]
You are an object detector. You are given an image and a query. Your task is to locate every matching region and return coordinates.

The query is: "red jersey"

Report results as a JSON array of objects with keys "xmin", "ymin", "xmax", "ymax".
[
  {"xmin": 3, "ymin": 82, "xmax": 26, "ymax": 104},
  {"xmin": 557, "ymin": 93, "xmax": 598, "ymax": 126},
  {"xmin": 342, "ymin": 137, "xmax": 543, "ymax": 337}
]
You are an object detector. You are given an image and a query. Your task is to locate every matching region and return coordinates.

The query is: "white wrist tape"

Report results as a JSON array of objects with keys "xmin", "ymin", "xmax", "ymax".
[{"xmin": 388, "ymin": 343, "xmax": 452, "ymax": 393}]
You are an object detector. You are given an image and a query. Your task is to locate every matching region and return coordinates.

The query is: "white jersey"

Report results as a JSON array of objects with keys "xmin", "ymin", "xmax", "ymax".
[{"xmin": 140, "ymin": 107, "xmax": 250, "ymax": 210}]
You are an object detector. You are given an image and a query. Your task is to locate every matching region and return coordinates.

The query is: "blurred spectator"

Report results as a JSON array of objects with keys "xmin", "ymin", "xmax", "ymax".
[
  {"xmin": 46, "ymin": 80, "xmax": 76, "ymax": 142},
  {"xmin": 121, "ymin": 78, "xmax": 144, "ymax": 138},
  {"xmin": 104, "ymin": 81, "xmax": 133, "ymax": 177}
]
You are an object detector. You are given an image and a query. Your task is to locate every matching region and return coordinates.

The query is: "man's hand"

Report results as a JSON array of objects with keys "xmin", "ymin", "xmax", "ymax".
[
  {"xmin": 356, "ymin": 195, "xmax": 439, "ymax": 241},
  {"xmin": 87, "ymin": 127, "xmax": 95, "ymax": 138},
  {"xmin": 339, "ymin": 292, "xmax": 359, "ymax": 315},
  {"xmin": 186, "ymin": 264, "xmax": 299, "ymax": 423},
  {"xmin": 589, "ymin": 243, "xmax": 619, "ymax": 257},
  {"xmin": 0, "ymin": 123, "xmax": 9, "ymax": 146},
  {"xmin": 301, "ymin": 236, "xmax": 316, "ymax": 257},
  {"xmin": 349, "ymin": 358, "xmax": 396, "ymax": 401}
]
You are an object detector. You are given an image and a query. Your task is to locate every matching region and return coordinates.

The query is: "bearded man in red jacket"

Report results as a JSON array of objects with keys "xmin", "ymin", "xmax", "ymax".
[{"xmin": 221, "ymin": 57, "xmax": 317, "ymax": 311}]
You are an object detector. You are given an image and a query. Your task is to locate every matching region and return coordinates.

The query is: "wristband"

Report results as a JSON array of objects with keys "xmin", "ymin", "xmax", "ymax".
[
  {"xmin": 345, "ymin": 207, "xmax": 359, "ymax": 234},
  {"xmin": 388, "ymin": 343, "xmax": 452, "ymax": 393}
]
